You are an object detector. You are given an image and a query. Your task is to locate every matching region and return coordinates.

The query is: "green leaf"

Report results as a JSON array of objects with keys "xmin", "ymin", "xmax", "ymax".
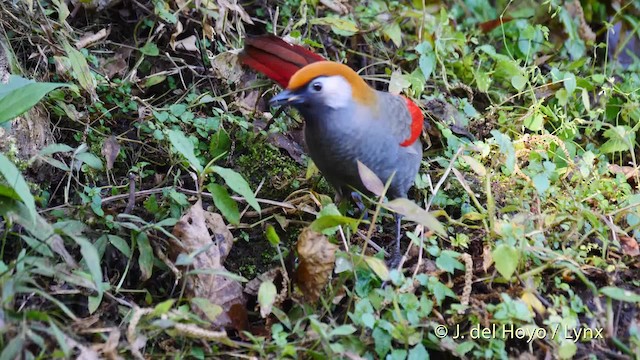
[
  {"xmin": 0, "ymin": 75, "xmax": 66, "ymax": 124},
  {"xmin": 563, "ymin": 72, "xmax": 576, "ymax": 95},
  {"xmin": 436, "ymin": 251, "xmax": 465, "ymax": 274},
  {"xmin": 310, "ymin": 214, "xmax": 360, "ymax": 234},
  {"xmin": 0, "ymin": 153, "xmax": 37, "ymax": 224},
  {"xmin": 212, "ymin": 166, "xmax": 259, "ymax": 212},
  {"xmin": 531, "ymin": 173, "xmax": 550, "ymax": 194},
  {"xmin": 492, "ymin": 244, "xmax": 520, "ymax": 279},
  {"xmin": 191, "ymin": 298, "xmax": 223, "ymax": 322},
  {"xmin": 107, "ymin": 235, "xmax": 131, "ymax": 257},
  {"xmin": 523, "ymin": 112, "xmax": 544, "ymax": 132},
  {"xmin": 601, "ymin": 126, "xmax": 634, "ymax": 154},
  {"xmin": 258, "ymin": 280, "xmax": 277, "ymax": 318},
  {"xmin": 63, "ymin": 43, "xmax": 96, "ymax": 98},
  {"xmin": 600, "ymin": 287, "xmax": 640, "ymax": 303},
  {"xmin": 310, "ymin": 17, "xmax": 359, "ymax": 36},
  {"xmin": 38, "ymin": 143, "xmax": 74, "ymax": 157},
  {"xmin": 137, "ymin": 232, "xmax": 154, "ymax": 281},
  {"xmin": 72, "ymin": 235, "xmax": 104, "ymax": 297},
  {"xmin": 329, "ymin": 325, "xmax": 357, "ymax": 337},
  {"xmin": 416, "ymin": 42, "xmax": 436, "ymax": 81},
  {"xmin": 152, "ymin": 299, "xmax": 175, "ymax": 316},
  {"xmin": 474, "ymin": 70, "xmax": 491, "ymax": 93},
  {"xmin": 385, "ymin": 198, "xmax": 446, "ymax": 236},
  {"xmin": 265, "ymin": 224, "xmax": 280, "ymax": 246},
  {"xmin": 76, "ymin": 152, "xmax": 103, "ymax": 170},
  {"xmin": 208, "ymin": 183, "xmax": 240, "ymax": 225},
  {"xmin": 167, "ymin": 129, "xmax": 203, "ymax": 173},
  {"xmin": 364, "ymin": 256, "xmax": 389, "ymax": 281},
  {"xmin": 558, "ymin": 340, "xmax": 577, "ymax": 359},
  {"xmin": 382, "ymin": 22, "xmax": 402, "ymax": 47},
  {"xmin": 140, "ymin": 42, "xmax": 160, "ymax": 56},
  {"xmin": 209, "ymin": 130, "xmax": 231, "ymax": 159},
  {"xmin": 408, "ymin": 343, "xmax": 429, "ymax": 360},
  {"xmin": 511, "ymin": 74, "xmax": 527, "ymax": 91}
]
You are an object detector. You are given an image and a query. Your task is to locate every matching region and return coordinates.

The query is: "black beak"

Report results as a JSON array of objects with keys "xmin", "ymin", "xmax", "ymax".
[{"xmin": 269, "ymin": 89, "xmax": 305, "ymax": 107}]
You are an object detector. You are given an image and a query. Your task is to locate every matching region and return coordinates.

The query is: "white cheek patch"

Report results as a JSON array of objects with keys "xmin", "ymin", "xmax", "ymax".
[{"xmin": 318, "ymin": 76, "xmax": 352, "ymax": 109}]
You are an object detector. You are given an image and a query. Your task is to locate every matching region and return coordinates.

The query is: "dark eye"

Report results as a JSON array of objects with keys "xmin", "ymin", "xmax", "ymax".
[{"xmin": 312, "ymin": 82, "xmax": 322, "ymax": 92}]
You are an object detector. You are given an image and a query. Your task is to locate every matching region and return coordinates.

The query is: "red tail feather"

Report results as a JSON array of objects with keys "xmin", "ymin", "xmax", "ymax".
[{"xmin": 240, "ymin": 35, "xmax": 325, "ymax": 87}]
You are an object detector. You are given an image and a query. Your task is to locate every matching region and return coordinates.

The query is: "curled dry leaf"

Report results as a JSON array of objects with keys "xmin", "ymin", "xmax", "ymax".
[
  {"xmin": 171, "ymin": 200, "xmax": 245, "ymax": 329},
  {"xmin": 295, "ymin": 228, "xmax": 338, "ymax": 303},
  {"xmin": 101, "ymin": 135, "xmax": 120, "ymax": 171},
  {"xmin": 619, "ymin": 235, "xmax": 640, "ymax": 257}
]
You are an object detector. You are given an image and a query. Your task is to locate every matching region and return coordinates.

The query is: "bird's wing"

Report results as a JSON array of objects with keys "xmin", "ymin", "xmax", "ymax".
[{"xmin": 379, "ymin": 92, "xmax": 423, "ymax": 148}]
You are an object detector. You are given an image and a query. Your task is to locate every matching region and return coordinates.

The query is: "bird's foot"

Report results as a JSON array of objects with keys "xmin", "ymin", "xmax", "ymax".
[{"xmin": 350, "ymin": 191, "xmax": 368, "ymax": 221}]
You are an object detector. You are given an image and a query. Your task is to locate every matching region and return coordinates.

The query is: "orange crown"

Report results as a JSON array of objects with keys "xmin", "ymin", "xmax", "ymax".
[{"xmin": 287, "ymin": 61, "xmax": 376, "ymax": 105}]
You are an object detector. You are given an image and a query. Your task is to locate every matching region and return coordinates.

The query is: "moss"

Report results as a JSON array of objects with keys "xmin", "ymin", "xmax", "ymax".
[{"xmin": 235, "ymin": 138, "xmax": 305, "ymax": 200}]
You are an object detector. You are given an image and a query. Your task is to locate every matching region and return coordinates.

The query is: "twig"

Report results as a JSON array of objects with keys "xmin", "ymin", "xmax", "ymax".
[{"xmin": 124, "ymin": 173, "xmax": 136, "ymax": 214}]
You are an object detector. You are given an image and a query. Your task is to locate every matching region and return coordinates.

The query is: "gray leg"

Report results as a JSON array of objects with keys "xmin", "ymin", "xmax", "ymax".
[{"xmin": 351, "ymin": 191, "xmax": 368, "ymax": 221}]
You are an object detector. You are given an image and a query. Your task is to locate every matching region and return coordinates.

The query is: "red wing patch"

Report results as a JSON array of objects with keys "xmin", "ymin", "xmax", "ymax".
[{"xmin": 399, "ymin": 96, "xmax": 423, "ymax": 147}]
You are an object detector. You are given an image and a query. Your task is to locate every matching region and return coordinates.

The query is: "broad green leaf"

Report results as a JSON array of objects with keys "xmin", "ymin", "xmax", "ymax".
[
  {"xmin": 167, "ymin": 129, "xmax": 203, "ymax": 173},
  {"xmin": 531, "ymin": 173, "xmax": 550, "ymax": 195},
  {"xmin": 191, "ymin": 298, "xmax": 223, "ymax": 322},
  {"xmin": 436, "ymin": 251, "xmax": 464, "ymax": 274},
  {"xmin": 107, "ymin": 235, "xmax": 131, "ymax": 257},
  {"xmin": 71, "ymin": 235, "xmax": 104, "ymax": 297},
  {"xmin": 563, "ymin": 72, "xmax": 576, "ymax": 95},
  {"xmin": 137, "ymin": 232, "xmax": 154, "ymax": 280},
  {"xmin": 152, "ymin": 299, "xmax": 175, "ymax": 316},
  {"xmin": 76, "ymin": 152, "xmax": 103, "ymax": 170},
  {"xmin": 258, "ymin": 280, "xmax": 277, "ymax": 318},
  {"xmin": 523, "ymin": 112, "xmax": 544, "ymax": 131},
  {"xmin": 601, "ymin": 126, "xmax": 634, "ymax": 154},
  {"xmin": 382, "ymin": 22, "xmax": 402, "ymax": 47},
  {"xmin": 21, "ymin": 235, "xmax": 54, "ymax": 257},
  {"xmin": 600, "ymin": 287, "xmax": 640, "ymax": 303},
  {"xmin": 492, "ymin": 244, "xmax": 520, "ymax": 279},
  {"xmin": 310, "ymin": 214, "xmax": 360, "ymax": 234},
  {"xmin": 38, "ymin": 143, "xmax": 74, "ymax": 157},
  {"xmin": 208, "ymin": 183, "xmax": 240, "ymax": 225},
  {"xmin": 0, "ymin": 153, "xmax": 37, "ymax": 224},
  {"xmin": 0, "ymin": 75, "xmax": 66, "ymax": 124},
  {"xmin": 88, "ymin": 293, "xmax": 102, "ymax": 314},
  {"xmin": 212, "ymin": 166, "xmax": 259, "ymax": 212},
  {"xmin": 558, "ymin": 340, "xmax": 577, "ymax": 359},
  {"xmin": 408, "ymin": 344, "xmax": 429, "ymax": 360},
  {"xmin": 511, "ymin": 74, "xmax": 527, "ymax": 91},
  {"xmin": 416, "ymin": 42, "xmax": 436, "ymax": 81},
  {"xmin": 385, "ymin": 198, "xmax": 446, "ymax": 236},
  {"xmin": 140, "ymin": 42, "xmax": 160, "ymax": 56},
  {"xmin": 310, "ymin": 17, "xmax": 358, "ymax": 36}
]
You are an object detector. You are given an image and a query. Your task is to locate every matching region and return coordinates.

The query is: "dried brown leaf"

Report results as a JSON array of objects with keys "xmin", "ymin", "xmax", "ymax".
[
  {"xmin": 101, "ymin": 135, "xmax": 120, "ymax": 171},
  {"xmin": 171, "ymin": 200, "xmax": 245, "ymax": 329},
  {"xmin": 295, "ymin": 228, "xmax": 338, "ymax": 303},
  {"xmin": 620, "ymin": 235, "xmax": 640, "ymax": 256},
  {"xmin": 75, "ymin": 28, "xmax": 110, "ymax": 49}
]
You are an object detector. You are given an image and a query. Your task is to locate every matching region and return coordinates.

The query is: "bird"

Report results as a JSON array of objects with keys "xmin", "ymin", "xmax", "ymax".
[{"xmin": 240, "ymin": 35, "xmax": 423, "ymax": 265}]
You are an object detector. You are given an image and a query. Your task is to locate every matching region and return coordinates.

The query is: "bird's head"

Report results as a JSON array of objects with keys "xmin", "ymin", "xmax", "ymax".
[{"xmin": 269, "ymin": 61, "xmax": 376, "ymax": 111}]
